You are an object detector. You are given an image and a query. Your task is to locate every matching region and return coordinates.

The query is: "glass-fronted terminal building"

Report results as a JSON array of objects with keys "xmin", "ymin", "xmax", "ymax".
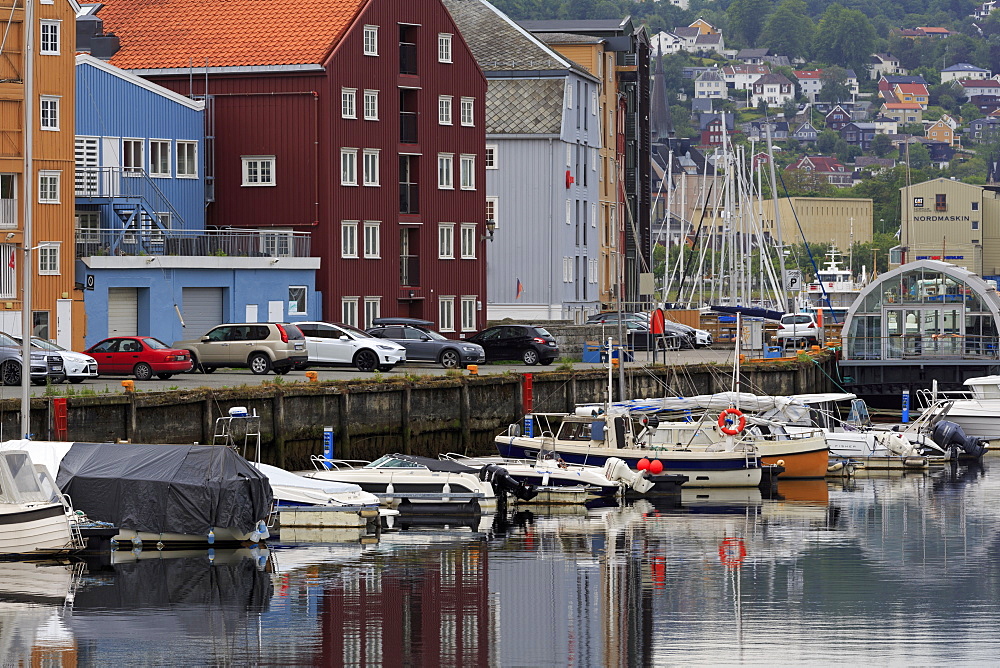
[{"xmin": 840, "ymin": 260, "xmax": 1000, "ymax": 406}]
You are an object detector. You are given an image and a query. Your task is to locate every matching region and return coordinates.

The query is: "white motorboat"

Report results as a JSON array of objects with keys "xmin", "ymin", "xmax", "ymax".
[
  {"xmin": 798, "ymin": 246, "xmax": 866, "ymax": 325},
  {"xmin": 252, "ymin": 462, "xmax": 382, "ymax": 509},
  {"xmin": 0, "ymin": 450, "xmax": 79, "ymax": 556},
  {"xmin": 302, "ymin": 453, "xmax": 538, "ymax": 511},
  {"xmin": 914, "ymin": 376, "xmax": 1000, "ymax": 441}
]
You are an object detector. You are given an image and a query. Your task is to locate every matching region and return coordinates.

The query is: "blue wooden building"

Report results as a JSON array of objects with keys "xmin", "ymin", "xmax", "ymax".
[{"xmin": 74, "ymin": 53, "xmax": 321, "ymax": 347}]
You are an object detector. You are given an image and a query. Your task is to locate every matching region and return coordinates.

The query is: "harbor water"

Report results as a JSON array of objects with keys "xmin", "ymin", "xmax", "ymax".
[{"xmin": 4, "ymin": 462, "xmax": 1000, "ymax": 665}]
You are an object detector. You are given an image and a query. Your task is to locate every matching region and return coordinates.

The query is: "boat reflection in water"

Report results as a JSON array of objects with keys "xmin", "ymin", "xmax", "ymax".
[{"xmin": 6, "ymin": 463, "xmax": 1000, "ymax": 664}]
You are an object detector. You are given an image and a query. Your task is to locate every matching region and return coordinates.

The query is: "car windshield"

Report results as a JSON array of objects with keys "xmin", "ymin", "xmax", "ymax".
[
  {"xmin": 144, "ymin": 338, "xmax": 172, "ymax": 349},
  {"xmin": 28, "ymin": 337, "xmax": 64, "ymax": 351},
  {"xmin": 337, "ymin": 324, "xmax": 374, "ymax": 340}
]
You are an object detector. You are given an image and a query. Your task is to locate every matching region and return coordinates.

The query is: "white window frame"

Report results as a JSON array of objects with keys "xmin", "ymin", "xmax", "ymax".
[
  {"xmin": 363, "ymin": 25, "xmax": 378, "ymax": 56},
  {"xmin": 288, "ymin": 286, "xmax": 307, "ymax": 316},
  {"xmin": 176, "ymin": 141, "xmax": 197, "ymax": 178},
  {"xmin": 37, "ymin": 242, "xmax": 59, "ymax": 275},
  {"xmin": 459, "ymin": 154, "xmax": 475, "ymax": 190},
  {"xmin": 438, "ymin": 223, "xmax": 455, "ymax": 259},
  {"xmin": 591, "ymin": 202, "xmax": 597, "ymax": 228},
  {"xmin": 342, "ymin": 297, "xmax": 359, "ymax": 327},
  {"xmin": 566, "ymin": 200, "xmax": 571, "ymax": 225},
  {"xmin": 341, "ymin": 88, "xmax": 357, "ymax": 119},
  {"xmin": 40, "ymin": 96, "xmax": 59, "ymax": 131},
  {"xmin": 363, "ymin": 220, "xmax": 380, "ymax": 258},
  {"xmin": 364, "ymin": 297, "xmax": 381, "ymax": 328},
  {"xmin": 149, "ymin": 139, "xmax": 171, "ymax": 177},
  {"xmin": 439, "ymin": 296, "xmax": 455, "ymax": 332},
  {"xmin": 460, "ymin": 97, "xmax": 474, "ymax": 126},
  {"xmin": 123, "ymin": 138, "xmax": 144, "ymax": 175},
  {"xmin": 362, "ymin": 149, "xmax": 380, "ymax": 186},
  {"xmin": 460, "ymin": 223, "xmax": 476, "ymax": 259},
  {"xmin": 38, "ymin": 171, "xmax": 59, "ymax": 203},
  {"xmin": 438, "ymin": 153, "xmax": 454, "ymax": 189},
  {"xmin": 241, "ymin": 155, "xmax": 275, "ymax": 186},
  {"xmin": 438, "ymin": 96, "xmax": 453, "ymax": 125},
  {"xmin": 460, "ymin": 296, "xmax": 476, "ymax": 332},
  {"xmin": 438, "ymin": 33, "xmax": 453, "ymax": 63},
  {"xmin": 341, "ymin": 220, "xmax": 359, "ymax": 258},
  {"xmin": 363, "ymin": 90, "xmax": 379, "ymax": 120},
  {"xmin": 40, "ymin": 20, "xmax": 59, "ymax": 55},
  {"xmin": 485, "ymin": 197, "xmax": 498, "ymax": 231},
  {"xmin": 341, "ymin": 148, "xmax": 358, "ymax": 186},
  {"xmin": 485, "ymin": 144, "xmax": 497, "ymax": 169}
]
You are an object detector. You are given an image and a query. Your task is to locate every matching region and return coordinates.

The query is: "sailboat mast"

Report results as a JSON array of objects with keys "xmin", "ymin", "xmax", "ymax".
[
  {"xmin": 765, "ymin": 123, "xmax": 790, "ymax": 312},
  {"xmin": 20, "ymin": 0, "xmax": 35, "ymax": 438}
]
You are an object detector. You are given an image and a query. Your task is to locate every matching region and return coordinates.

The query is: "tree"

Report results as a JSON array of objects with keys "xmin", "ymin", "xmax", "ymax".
[
  {"xmin": 783, "ymin": 99, "xmax": 798, "ymax": 120},
  {"xmin": 817, "ymin": 66, "xmax": 851, "ymax": 104},
  {"xmin": 961, "ymin": 102, "xmax": 982, "ymax": 123},
  {"xmin": 813, "ymin": 4, "xmax": 877, "ymax": 74},
  {"xmin": 870, "ymin": 133, "xmax": 893, "ymax": 157},
  {"xmin": 907, "ymin": 142, "xmax": 931, "ymax": 170},
  {"xmin": 727, "ymin": 0, "xmax": 772, "ymax": 47},
  {"xmin": 816, "ymin": 129, "xmax": 840, "ymax": 154},
  {"xmin": 759, "ymin": 0, "xmax": 814, "ymax": 60}
]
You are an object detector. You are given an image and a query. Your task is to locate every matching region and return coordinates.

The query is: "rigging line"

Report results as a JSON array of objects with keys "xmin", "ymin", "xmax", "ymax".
[{"xmin": 670, "ymin": 181, "xmax": 714, "ymax": 304}]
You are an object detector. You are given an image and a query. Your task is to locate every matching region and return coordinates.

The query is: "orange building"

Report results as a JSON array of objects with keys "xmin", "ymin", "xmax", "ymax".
[
  {"xmin": 925, "ymin": 119, "xmax": 956, "ymax": 146},
  {"xmin": 0, "ymin": 0, "xmax": 82, "ymax": 348}
]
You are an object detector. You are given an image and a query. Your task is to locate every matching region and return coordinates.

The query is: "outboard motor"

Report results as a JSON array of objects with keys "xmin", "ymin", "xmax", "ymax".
[
  {"xmin": 603, "ymin": 457, "xmax": 654, "ymax": 494},
  {"xmin": 479, "ymin": 464, "xmax": 539, "ymax": 501},
  {"xmin": 930, "ymin": 420, "xmax": 988, "ymax": 460}
]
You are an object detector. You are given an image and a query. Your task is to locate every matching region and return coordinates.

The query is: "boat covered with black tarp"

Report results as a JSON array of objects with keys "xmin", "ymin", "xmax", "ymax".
[{"xmin": 55, "ymin": 442, "xmax": 272, "ymax": 543}]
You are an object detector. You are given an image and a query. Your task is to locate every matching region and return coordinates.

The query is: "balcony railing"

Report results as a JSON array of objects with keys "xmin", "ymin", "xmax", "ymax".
[
  {"xmin": 0, "ymin": 198, "xmax": 14, "ymax": 228},
  {"xmin": 400, "ymin": 43, "xmax": 417, "ymax": 75},
  {"xmin": 400, "ymin": 112, "xmax": 418, "ymax": 143},
  {"xmin": 400, "ymin": 255, "xmax": 419, "ymax": 286},
  {"xmin": 399, "ymin": 183, "xmax": 419, "ymax": 214},
  {"xmin": 843, "ymin": 335, "xmax": 1000, "ymax": 361},
  {"xmin": 76, "ymin": 167, "xmax": 187, "ymax": 228},
  {"xmin": 76, "ymin": 227, "xmax": 312, "ymax": 259}
]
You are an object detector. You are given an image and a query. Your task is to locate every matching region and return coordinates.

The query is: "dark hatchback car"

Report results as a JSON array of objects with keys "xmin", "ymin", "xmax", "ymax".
[
  {"xmin": 366, "ymin": 318, "xmax": 486, "ymax": 369},
  {"xmin": 468, "ymin": 325, "xmax": 559, "ymax": 365}
]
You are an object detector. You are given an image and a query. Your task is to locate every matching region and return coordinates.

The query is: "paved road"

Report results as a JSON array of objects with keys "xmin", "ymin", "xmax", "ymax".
[{"xmin": 13, "ymin": 348, "xmax": 739, "ymax": 397}]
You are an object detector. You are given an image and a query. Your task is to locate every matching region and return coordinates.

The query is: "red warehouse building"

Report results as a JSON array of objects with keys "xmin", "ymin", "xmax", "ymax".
[{"xmin": 97, "ymin": 0, "xmax": 488, "ymax": 333}]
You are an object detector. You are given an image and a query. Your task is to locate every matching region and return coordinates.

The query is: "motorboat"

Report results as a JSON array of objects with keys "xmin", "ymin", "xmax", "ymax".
[
  {"xmin": 439, "ymin": 451, "xmax": 663, "ymax": 498},
  {"xmin": 798, "ymin": 246, "xmax": 865, "ymax": 325},
  {"xmin": 495, "ymin": 404, "xmax": 767, "ymax": 488},
  {"xmin": 302, "ymin": 453, "xmax": 537, "ymax": 511},
  {"xmin": 0, "ymin": 450, "xmax": 80, "ymax": 556},
  {"xmin": 913, "ymin": 376, "xmax": 1000, "ymax": 441},
  {"xmin": 253, "ymin": 462, "xmax": 381, "ymax": 508},
  {"xmin": 0, "ymin": 440, "xmax": 273, "ymax": 548}
]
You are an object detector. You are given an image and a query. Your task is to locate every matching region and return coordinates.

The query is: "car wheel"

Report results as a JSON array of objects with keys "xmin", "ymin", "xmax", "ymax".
[
  {"xmin": 157, "ymin": 373, "xmax": 173, "ymax": 380},
  {"xmin": 185, "ymin": 353, "xmax": 200, "ymax": 373},
  {"xmin": 249, "ymin": 353, "xmax": 272, "ymax": 375},
  {"xmin": 133, "ymin": 362, "xmax": 153, "ymax": 381},
  {"xmin": 539, "ymin": 358, "xmax": 554, "ymax": 366},
  {"xmin": 523, "ymin": 349, "xmax": 539, "ymax": 365},
  {"xmin": 440, "ymin": 350, "xmax": 460, "ymax": 369},
  {"xmin": 354, "ymin": 349, "xmax": 378, "ymax": 372},
  {"xmin": 0, "ymin": 360, "xmax": 20, "ymax": 386},
  {"xmin": 69, "ymin": 377, "xmax": 86, "ymax": 384}
]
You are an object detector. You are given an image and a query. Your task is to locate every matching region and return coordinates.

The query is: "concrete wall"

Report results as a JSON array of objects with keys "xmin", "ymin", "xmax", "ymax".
[{"xmin": 15, "ymin": 354, "xmax": 836, "ymax": 469}]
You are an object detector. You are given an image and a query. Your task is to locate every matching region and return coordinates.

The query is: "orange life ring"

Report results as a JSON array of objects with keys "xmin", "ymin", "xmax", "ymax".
[
  {"xmin": 719, "ymin": 537, "xmax": 747, "ymax": 567},
  {"xmin": 718, "ymin": 408, "xmax": 746, "ymax": 435}
]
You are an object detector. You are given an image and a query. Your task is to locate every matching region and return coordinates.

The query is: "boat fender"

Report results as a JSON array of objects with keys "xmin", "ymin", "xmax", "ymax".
[
  {"xmin": 718, "ymin": 409, "xmax": 746, "ymax": 436},
  {"xmin": 208, "ymin": 528, "xmax": 215, "ymax": 545},
  {"xmin": 776, "ymin": 460, "xmax": 785, "ymax": 467},
  {"xmin": 649, "ymin": 459, "xmax": 663, "ymax": 474}
]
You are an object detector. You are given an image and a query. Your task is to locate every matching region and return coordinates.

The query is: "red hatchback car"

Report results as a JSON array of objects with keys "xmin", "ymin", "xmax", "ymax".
[{"xmin": 85, "ymin": 336, "xmax": 193, "ymax": 380}]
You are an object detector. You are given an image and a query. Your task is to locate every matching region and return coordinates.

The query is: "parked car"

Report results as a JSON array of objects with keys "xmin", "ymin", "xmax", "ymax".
[
  {"xmin": 294, "ymin": 321, "xmax": 406, "ymax": 372},
  {"xmin": 0, "ymin": 333, "xmax": 65, "ymax": 385},
  {"xmin": 776, "ymin": 313, "xmax": 820, "ymax": 344},
  {"xmin": 366, "ymin": 318, "xmax": 485, "ymax": 369},
  {"xmin": 588, "ymin": 312, "xmax": 712, "ymax": 348},
  {"xmin": 85, "ymin": 336, "xmax": 193, "ymax": 380},
  {"xmin": 174, "ymin": 323, "xmax": 306, "ymax": 375},
  {"xmin": 9, "ymin": 335, "xmax": 98, "ymax": 383},
  {"xmin": 468, "ymin": 325, "xmax": 559, "ymax": 365}
]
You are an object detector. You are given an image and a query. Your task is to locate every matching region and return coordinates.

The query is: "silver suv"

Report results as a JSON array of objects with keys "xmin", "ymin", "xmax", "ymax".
[{"xmin": 174, "ymin": 323, "xmax": 307, "ymax": 375}]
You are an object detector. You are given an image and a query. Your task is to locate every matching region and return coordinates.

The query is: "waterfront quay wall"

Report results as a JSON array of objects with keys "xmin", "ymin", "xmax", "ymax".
[{"xmin": 7, "ymin": 355, "xmax": 836, "ymax": 470}]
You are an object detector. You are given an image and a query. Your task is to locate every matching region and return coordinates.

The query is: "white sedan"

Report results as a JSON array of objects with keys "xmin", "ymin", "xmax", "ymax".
[
  {"xmin": 294, "ymin": 321, "xmax": 406, "ymax": 372},
  {"xmin": 18, "ymin": 336, "xmax": 99, "ymax": 383}
]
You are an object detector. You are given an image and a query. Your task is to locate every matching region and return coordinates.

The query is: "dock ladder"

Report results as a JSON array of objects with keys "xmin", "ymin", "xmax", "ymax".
[{"xmin": 213, "ymin": 406, "xmax": 262, "ymax": 463}]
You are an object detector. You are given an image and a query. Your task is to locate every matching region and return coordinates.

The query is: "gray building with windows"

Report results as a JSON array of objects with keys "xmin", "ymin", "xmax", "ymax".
[{"xmin": 445, "ymin": 0, "xmax": 601, "ymax": 321}]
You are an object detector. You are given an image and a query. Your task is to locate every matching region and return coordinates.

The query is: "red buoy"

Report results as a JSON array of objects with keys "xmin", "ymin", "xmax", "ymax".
[
  {"xmin": 637, "ymin": 458, "xmax": 650, "ymax": 471},
  {"xmin": 649, "ymin": 459, "xmax": 664, "ymax": 474}
]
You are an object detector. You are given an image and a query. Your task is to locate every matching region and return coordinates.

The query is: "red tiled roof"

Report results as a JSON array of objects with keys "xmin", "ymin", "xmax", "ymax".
[
  {"xmin": 98, "ymin": 0, "xmax": 368, "ymax": 69},
  {"xmin": 961, "ymin": 79, "xmax": 1000, "ymax": 87},
  {"xmin": 794, "ymin": 70, "xmax": 822, "ymax": 79},
  {"xmin": 884, "ymin": 102, "xmax": 922, "ymax": 109},
  {"xmin": 894, "ymin": 83, "xmax": 928, "ymax": 95}
]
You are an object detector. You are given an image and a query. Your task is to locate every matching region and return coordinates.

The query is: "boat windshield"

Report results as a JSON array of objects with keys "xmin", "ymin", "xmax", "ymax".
[
  {"xmin": 0, "ymin": 452, "xmax": 48, "ymax": 503},
  {"xmin": 364, "ymin": 455, "xmax": 424, "ymax": 469},
  {"xmin": 556, "ymin": 419, "xmax": 596, "ymax": 442}
]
